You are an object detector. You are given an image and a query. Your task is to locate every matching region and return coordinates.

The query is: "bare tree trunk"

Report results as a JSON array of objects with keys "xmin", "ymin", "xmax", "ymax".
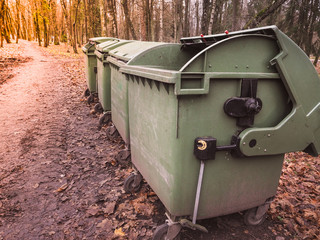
[
  {"xmin": 83, "ymin": 0, "xmax": 88, "ymax": 41},
  {"xmin": 122, "ymin": 0, "xmax": 137, "ymax": 39},
  {"xmin": 201, "ymin": 0, "xmax": 213, "ymax": 35},
  {"xmin": 183, "ymin": 0, "xmax": 190, "ymax": 37},
  {"xmin": 106, "ymin": 0, "xmax": 118, "ymax": 37},
  {"xmin": 34, "ymin": 3, "xmax": 41, "ymax": 46},
  {"xmin": 61, "ymin": 0, "xmax": 70, "ymax": 51},
  {"xmin": 43, "ymin": 18, "xmax": 49, "ymax": 47},
  {"xmin": 232, "ymin": 0, "xmax": 240, "ymax": 31},
  {"xmin": 0, "ymin": 0, "xmax": 4, "ymax": 47},
  {"xmin": 159, "ymin": 0, "xmax": 164, "ymax": 41},
  {"xmin": 143, "ymin": 0, "xmax": 153, "ymax": 41},
  {"xmin": 15, "ymin": 0, "xmax": 20, "ymax": 43},
  {"xmin": 211, "ymin": 0, "xmax": 224, "ymax": 34},
  {"xmin": 195, "ymin": 0, "xmax": 200, "ymax": 35},
  {"xmin": 72, "ymin": 0, "xmax": 81, "ymax": 53},
  {"xmin": 51, "ymin": 0, "xmax": 59, "ymax": 45}
]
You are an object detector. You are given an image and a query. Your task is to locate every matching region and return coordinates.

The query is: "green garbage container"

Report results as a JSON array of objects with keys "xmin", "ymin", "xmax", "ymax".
[
  {"xmin": 82, "ymin": 37, "xmax": 116, "ymax": 103},
  {"xmin": 94, "ymin": 40, "xmax": 133, "ymax": 125},
  {"xmin": 120, "ymin": 25, "xmax": 320, "ymax": 238},
  {"xmin": 105, "ymin": 41, "xmax": 171, "ymax": 146}
]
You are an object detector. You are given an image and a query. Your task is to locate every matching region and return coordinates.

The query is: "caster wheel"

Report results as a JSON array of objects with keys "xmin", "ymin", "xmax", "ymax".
[
  {"xmin": 106, "ymin": 126, "xmax": 120, "ymax": 140},
  {"xmin": 84, "ymin": 88, "xmax": 90, "ymax": 97},
  {"xmin": 94, "ymin": 103, "xmax": 103, "ymax": 114},
  {"xmin": 153, "ymin": 223, "xmax": 169, "ymax": 240},
  {"xmin": 244, "ymin": 207, "xmax": 267, "ymax": 226},
  {"xmin": 87, "ymin": 94, "xmax": 94, "ymax": 104},
  {"xmin": 115, "ymin": 149, "xmax": 131, "ymax": 165},
  {"xmin": 124, "ymin": 174, "xmax": 142, "ymax": 193},
  {"xmin": 99, "ymin": 113, "xmax": 111, "ymax": 127}
]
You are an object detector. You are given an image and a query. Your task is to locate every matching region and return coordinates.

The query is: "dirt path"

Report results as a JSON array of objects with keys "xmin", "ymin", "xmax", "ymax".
[
  {"xmin": 0, "ymin": 41, "xmax": 290, "ymax": 240},
  {"xmin": 0, "ymin": 41, "xmax": 132, "ymax": 239}
]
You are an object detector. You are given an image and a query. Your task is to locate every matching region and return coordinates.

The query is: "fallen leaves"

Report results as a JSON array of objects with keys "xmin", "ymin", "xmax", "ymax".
[
  {"xmin": 0, "ymin": 42, "xmax": 32, "ymax": 85},
  {"xmin": 131, "ymin": 195, "xmax": 155, "ymax": 216},
  {"xmin": 269, "ymin": 152, "xmax": 320, "ymax": 239}
]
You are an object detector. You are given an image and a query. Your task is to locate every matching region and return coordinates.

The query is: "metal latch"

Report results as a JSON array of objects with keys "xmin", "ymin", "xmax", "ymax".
[
  {"xmin": 194, "ymin": 136, "xmax": 241, "ymax": 160},
  {"xmin": 224, "ymin": 79, "xmax": 262, "ymax": 127}
]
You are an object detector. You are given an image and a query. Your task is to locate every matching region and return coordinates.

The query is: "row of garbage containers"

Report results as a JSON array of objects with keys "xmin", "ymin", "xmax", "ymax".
[{"xmin": 82, "ymin": 26, "xmax": 320, "ymax": 239}]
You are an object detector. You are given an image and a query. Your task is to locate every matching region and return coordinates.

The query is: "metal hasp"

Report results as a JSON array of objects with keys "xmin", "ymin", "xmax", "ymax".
[
  {"xmin": 194, "ymin": 137, "xmax": 239, "ymax": 160},
  {"xmin": 224, "ymin": 79, "xmax": 262, "ymax": 127}
]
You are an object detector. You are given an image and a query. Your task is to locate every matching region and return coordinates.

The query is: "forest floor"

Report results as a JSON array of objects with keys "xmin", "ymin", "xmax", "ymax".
[{"xmin": 0, "ymin": 40, "xmax": 319, "ymax": 240}]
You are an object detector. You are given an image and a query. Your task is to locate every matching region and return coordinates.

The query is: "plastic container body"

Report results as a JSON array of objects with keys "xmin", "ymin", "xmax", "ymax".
[
  {"xmin": 106, "ymin": 41, "xmax": 167, "ymax": 144},
  {"xmin": 121, "ymin": 26, "xmax": 320, "ymax": 219},
  {"xmin": 82, "ymin": 37, "xmax": 116, "ymax": 93},
  {"xmin": 95, "ymin": 40, "xmax": 132, "ymax": 112}
]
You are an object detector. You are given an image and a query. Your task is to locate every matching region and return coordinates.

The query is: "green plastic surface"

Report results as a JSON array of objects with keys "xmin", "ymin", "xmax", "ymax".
[
  {"xmin": 107, "ymin": 41, "xmax": 167, "ymax": 144},
  {"xmin": 83, "ymin": 37, "xmax": 116, "ymax": 93},
  {"xmin": 95, "ymin": 40, "xmax": 132, "ymax": 111},
  {"xmin": 120, "ymin": 26, "xmax": 320, "ymax": 219}
]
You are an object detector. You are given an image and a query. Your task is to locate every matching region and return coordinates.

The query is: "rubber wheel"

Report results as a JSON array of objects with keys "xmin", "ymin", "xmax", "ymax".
[
  {"xmin": 153, "ymin": 223, "xmax": 169, "ymax": 240},
  {"xmin": 124, "ymin": 174, "xmax": 142, "ymax": 193},
  {"xmin": 94, "ymin": 103, "xmax": 103, "ymax": 113},
  {"xmin": 99, "ymin": 113, "xmax": 111, "ymax": 127},
  {"xmin": 244, "ymin": 207, "xmax": 267, "ymax": 226},
  {"xmin": 116, "ymin": 150, "xmax": 131, "ymax": 165},
  {"xmin": 84, "ymin": 88, "xmax": 90, "ymax": 97},
  {"xmin": 106, "ymin": 126, "xmax": 120, "ymax": 140},
  {"xmin": 87, "ymin": 94, "xmax": 94, "ymax": 104}
]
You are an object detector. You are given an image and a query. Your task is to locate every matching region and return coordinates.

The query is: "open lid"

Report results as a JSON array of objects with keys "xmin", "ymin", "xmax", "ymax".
[{"xmin": 180, "ymin": 26, "xmax": 277, "ymax": 50}]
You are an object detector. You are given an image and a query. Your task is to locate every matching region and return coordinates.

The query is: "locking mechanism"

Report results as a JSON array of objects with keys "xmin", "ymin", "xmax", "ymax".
[
  {"xmin": 194, "ymin": 136, "xmax": 241, "ymax": 160},
  {"xmin": 224, "ymin": 79, "xmax": 262, "ymax": 127}
]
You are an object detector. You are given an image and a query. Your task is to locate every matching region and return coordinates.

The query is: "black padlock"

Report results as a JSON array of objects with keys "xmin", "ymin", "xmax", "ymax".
[{"xmin": 194, "ymin": 137, "xmax": 217, "ymax": 160}]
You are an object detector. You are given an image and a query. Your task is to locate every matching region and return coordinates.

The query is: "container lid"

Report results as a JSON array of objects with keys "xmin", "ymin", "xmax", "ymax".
[
  {"xmin": 82, "ymin": 38, "xmax": 117, "ymax": 54},
  {"xmin": 180, "ymin": 26, "xmax": 277, "ymax": 50},
  {"xmin": 108, "ymin": 41, "xmax": 165, "ymax": 62},
  {"xmin": 88, "ymin": 37, "xmax": 116, "ymax": 44},
  {"xmin": 96, "ymin": 40, "xmax": 133, "ymax": 53}
]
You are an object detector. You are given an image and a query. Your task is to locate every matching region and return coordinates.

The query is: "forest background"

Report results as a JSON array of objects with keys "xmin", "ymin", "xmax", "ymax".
[{"xmin": 0, "ymin": 0, "xmax": 319, "ymax": 65}]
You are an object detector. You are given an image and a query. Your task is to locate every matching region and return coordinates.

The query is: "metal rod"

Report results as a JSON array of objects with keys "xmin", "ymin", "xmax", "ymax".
[{"xmin": 192, "ymin": 160, "xmax": 205, "ymax": 224}]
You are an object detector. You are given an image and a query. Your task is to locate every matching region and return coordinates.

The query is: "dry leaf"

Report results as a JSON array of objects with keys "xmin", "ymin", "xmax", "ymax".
[
  {"xmin": 87, "ymin": 205, "xmax": 101, "ymax": 216},
  {"xmin": 103, "ymin": 202, "xmax": 116, "ymax": 215},
  {"xmin": 97, "ymin": 218, "xmax": 112, "ymax": 229},
  {"xmin": 54, "ymin": 183, "xmax": 68, "ymax": 192},
  {"xmin": 114, "ymin": 227, "xmax": 126, "ymax": 237}
]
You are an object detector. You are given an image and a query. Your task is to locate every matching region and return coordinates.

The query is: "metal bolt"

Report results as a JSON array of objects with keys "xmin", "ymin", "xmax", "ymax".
[
  {"xmin": 267, "ymin": 134, "xmax": 271, "ymax": 137},
  {"xmin": 243, "ymin": 142, "xmax": 246, "ymax": 145},
  {"xmin": 208, "ymin": 64, "xmax": 212, "ymax": 68},
  {"xmin": 235, "ymin": 65, "xmax": 238, "ymax": 68},
  {"xmin": 264, "ymin": 149, "xmax": 267, "ymax": 152},
  {"xmin": 246, "ymin": 65, "xmax": 249, "ymax": 68}
]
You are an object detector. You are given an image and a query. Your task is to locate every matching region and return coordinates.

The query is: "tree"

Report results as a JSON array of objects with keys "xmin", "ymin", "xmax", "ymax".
[
  {"xmin": 244, "ymin": 0, "xmax": 287, "ymax": 29},
  {"xmin": 201, "ymin": 0, "xmax": 213, "ymax": 35},
  {"xmin": 16, "ymin": 0, "xmax": 21, "ymax": 43},
  {"xmin": 121, "ymin": 0, "xmax": 137, "ymax": 39}
]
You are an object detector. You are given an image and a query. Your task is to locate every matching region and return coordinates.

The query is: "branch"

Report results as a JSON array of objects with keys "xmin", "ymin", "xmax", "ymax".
[{"xmin": 243, "ymin": 0, "xmax": 287, "ymax": 29}]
